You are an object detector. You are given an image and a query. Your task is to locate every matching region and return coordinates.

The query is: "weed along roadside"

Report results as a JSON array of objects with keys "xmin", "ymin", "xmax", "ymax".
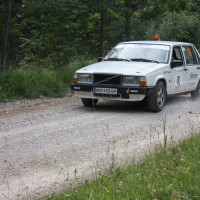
[
  {"xmin": 44, "ymin": 134, "xmax": 200, "ymax": 200},
  {"xmin": 0, "ymin": 57, "xmax": 95, "ymax": 102}
]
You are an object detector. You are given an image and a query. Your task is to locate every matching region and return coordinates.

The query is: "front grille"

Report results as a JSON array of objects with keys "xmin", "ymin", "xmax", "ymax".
[{"xmin": 93, "ymin": 74, "xmax": 122, "ymax": 85}]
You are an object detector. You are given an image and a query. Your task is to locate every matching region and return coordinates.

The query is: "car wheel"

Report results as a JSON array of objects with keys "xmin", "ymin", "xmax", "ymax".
[
  {"xmin": 147, "ymin": 81, "xmax": 166, "ymax": 112},
  {"xmin": 191, "ymin": 81, "xmax": 200, "ymax": 100},
  {"xmin": 81, "ymin": 98, "xmax": 98, "ymax": 107}
]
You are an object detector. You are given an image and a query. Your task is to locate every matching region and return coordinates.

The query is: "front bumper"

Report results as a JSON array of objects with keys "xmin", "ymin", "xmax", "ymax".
[{"xmin": 71, "ymin": 83, "xmax": 154, "ymax": 101}]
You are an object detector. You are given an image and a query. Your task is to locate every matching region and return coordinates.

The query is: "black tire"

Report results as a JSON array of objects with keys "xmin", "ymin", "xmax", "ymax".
[
  {"xmin": 81, "ymin": 98, "xmax": 98, "ymax": 107},
  {"xmin": 191, "ymin": 81, "xmax": 200, "ymax": 100},
  {"xmin": 147, "ymin": 81, "xmax": 166, "ymax": 112}
]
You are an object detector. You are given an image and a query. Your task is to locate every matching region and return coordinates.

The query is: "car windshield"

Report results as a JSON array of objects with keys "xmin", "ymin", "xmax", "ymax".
[{"xmin": 104, "ymin": 43, "xmax": 170, "ymax": 64}]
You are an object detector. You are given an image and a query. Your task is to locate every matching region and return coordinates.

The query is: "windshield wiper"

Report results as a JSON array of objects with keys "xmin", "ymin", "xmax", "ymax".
[
  {"xmin": 106, "ymin": 57, "xmax": 130, "ymax": 62},
  {"xmin": 130, "ymin": 58, "xmax": 159, "ymax": 63},
  {"xmin": 106, "ymin": 57, "xmax": 159, "ymax": 63}
]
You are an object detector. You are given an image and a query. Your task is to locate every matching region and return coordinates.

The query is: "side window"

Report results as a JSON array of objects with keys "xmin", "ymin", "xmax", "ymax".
[
  {"xmin": 182, "ymin": 46, "xmax": 198, "ymax": 65},
  {"xmin": 193, "ymin": 47, "xmax": 200, "ymax": 64},
  {"xmin": 172, "ymin": 47, "xmax": 183, "ymax": 60}
]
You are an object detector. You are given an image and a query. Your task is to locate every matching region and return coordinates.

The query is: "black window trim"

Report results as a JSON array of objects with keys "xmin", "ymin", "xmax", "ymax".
[
  {"xmin": 171, "ymin": 46, "xmax": 185, "ymax": 67},
  {"xmin": 192, "ymin": 46, "xmax": 200, "ymax": 65},
  {"xmin": 182, "ymin": 45, "xmax": 198, "ymax": 66}
]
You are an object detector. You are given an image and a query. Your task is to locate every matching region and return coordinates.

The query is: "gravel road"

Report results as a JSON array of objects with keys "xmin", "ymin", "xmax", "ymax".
[{"xmin": 0, "ymin": 95, "xmax": 200, "ymax": 200}]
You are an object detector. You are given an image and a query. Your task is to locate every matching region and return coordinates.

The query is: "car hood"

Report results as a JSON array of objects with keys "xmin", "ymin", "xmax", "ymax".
[{"xmin": 76, "ymin": 61, "xmax": 168, "ymax": 76}]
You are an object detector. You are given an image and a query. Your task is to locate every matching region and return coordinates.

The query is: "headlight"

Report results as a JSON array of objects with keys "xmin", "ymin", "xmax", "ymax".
[
  {"xmin": 123, "ymin": 76, "xmax": 147, "ymax": 86},
  {"xmin": 123, "ymin": 76, "xmax": 140, "ymax": 86},
  {"xmin": 77, "ymin": 73, "xmax": 93, "ymax": 84}
]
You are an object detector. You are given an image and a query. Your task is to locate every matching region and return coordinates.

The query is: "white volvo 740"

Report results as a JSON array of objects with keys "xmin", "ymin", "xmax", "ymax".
[{"xmin": 71, "ymin": 40, "xmax": 200, "ymax": 112}]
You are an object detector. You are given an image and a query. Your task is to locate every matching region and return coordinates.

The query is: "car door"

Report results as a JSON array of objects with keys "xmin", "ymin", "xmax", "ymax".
[
  {"xmin": 182, "ymin": 46, "xmax": 199, "ymax": 92},
  {"xmin": 169, "ymin": 46, "xmax": 187, "ymax": 94}
]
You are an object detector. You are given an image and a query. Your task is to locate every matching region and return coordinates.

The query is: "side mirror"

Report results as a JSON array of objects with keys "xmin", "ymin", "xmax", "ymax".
[
  {"xmin": 97, "ymin": 57, "xmax": 103, "ymax": 62},
  {"xmin": 171, "ymin": 59, "xmax": 183, "ymax": 68}
]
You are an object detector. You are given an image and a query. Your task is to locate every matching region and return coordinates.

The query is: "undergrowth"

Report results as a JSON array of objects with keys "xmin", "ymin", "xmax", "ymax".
[{"xmin": 0, "ymin": 57, "xmax": 95, "ymax": 102}]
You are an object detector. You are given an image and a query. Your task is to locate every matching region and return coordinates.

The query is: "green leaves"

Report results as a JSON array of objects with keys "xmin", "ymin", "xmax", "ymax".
[{"xmin": 1, "ymin": 0, "xmax": 200, "ymax": 70}]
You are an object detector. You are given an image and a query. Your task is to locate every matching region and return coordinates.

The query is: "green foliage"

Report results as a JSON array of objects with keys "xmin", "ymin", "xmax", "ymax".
[
  {"xmin": 1, "ymin": 0, "xmax": 200, "ymax": 100},
  {"xmin": 1, "ymin": 0, "xmax": 200, "ymax": 74},
  {"xmin": 145, "ymin": 11, "xmax": 200, "ymax": 49},
  {"xmin": 18, "ymin": 0, "xmax": 82, "ymax": 69},
  {"xmin": 0, "ymin": 57, "xmax": 95, "ymax": 101},
  {"xmin": 0, "ymin": 69, "xmax": 67, "ymax": 101},
  {"xmin": 45, "ymin": 134, "xmax": 200, "ymax": 200}
]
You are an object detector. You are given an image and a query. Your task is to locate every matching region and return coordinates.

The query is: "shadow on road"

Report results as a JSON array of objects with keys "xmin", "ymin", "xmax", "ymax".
[{"xmin": 78, "ymin": 94, "xmax": 193, "ymax": 113}]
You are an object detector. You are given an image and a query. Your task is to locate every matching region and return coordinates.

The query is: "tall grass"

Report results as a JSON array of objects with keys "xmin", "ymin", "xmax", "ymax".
[
  {"xmin": 0, "ymin": 56, "xmax": 95, "ymax": 102},
  {"xmin": 0, "ymin": 69, "xmax": 66, "ymax": 101},
  {"xmin": 46, "ymin": 134, "xmax": 200, "ymax": 200}
]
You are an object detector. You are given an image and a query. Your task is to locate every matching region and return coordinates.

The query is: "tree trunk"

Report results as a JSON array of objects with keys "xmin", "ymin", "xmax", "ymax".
[
  {"xmin": 124, "ymin": 12, "xmax": 131, "ymax": 41},
  {"xmin": 124, "ymin": 0, "xmax": 146, "ymax": 41},
  {"xmin": 124, "ymin": 0, "xmax": 132, "ymax": 41},
  {"xmin": 2, "ymin": 0, "xmax": 13, "ymax": 69},
  {"xmin": 99, "ymin": 8, "xmax": 106, "ymax": 56}
]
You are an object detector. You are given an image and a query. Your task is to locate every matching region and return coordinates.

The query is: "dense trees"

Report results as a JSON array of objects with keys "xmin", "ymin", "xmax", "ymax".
[{"xmin": 0, "ymin": 0, "xmax": 200, "ymax": 70}]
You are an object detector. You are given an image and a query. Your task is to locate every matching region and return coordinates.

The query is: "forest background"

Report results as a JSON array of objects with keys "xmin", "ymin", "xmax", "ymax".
[{"xmin": 0, "ymin": 0, "xmax": 200, "ymax": 100}]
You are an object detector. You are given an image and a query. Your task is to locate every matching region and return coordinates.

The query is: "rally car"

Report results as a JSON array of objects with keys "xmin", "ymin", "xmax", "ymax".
[{"xmin": 71, "ymin": 39, "xmax": 200, "ymax": 112}]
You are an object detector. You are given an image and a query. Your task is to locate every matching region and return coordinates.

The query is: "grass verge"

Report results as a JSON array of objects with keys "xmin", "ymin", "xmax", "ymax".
[
  {"xmin": 46, "ymin": 134, "xmax": 200, "ymax": 200},
  {"xmin": 0, "ymin": 69, "xmax": 67, "ymax": 101},
  {"xmin": 0, "ymin": 57, "xmax": 95, "ymax": 102}
]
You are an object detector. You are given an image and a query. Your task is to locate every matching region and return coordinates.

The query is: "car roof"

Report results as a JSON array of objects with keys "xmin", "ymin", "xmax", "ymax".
[{"xmin": 119, "ymin": 40, "xmax": 193, "ymax": 46}]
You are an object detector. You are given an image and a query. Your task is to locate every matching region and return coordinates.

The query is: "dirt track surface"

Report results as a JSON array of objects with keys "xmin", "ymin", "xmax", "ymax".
[{"xmin": 0, "ymin": 96, "xmax": 200, "ymax": 200}]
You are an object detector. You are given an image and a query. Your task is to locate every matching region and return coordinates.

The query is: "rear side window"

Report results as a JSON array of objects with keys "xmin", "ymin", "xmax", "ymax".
[
  {"xmin": 182, "ymin": 46, "xmax": 198, "ymax": 65},
  {"xmin": 193, "ymin": 47, "xmax": 200, "ymax": 64}
]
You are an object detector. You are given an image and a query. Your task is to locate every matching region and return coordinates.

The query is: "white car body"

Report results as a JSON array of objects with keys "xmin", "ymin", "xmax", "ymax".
[{"xmin": 71, "ymin": 41, "xmax": 200, "ymax": 111}]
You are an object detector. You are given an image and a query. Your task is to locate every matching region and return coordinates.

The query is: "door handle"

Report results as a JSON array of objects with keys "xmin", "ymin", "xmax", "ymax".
[
  {"xmin": 197, "ymin": 66, "xmax": 200, "ymax": 69},
  {"xmin": 184, "ymin": 68, "xmax": 188, "ymax": 71}
]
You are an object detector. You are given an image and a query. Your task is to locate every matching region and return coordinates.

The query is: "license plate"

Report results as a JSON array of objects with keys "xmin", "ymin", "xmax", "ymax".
[{"xmin": 93, "ymin": 88, "xmax": 117, "ymax": 94}]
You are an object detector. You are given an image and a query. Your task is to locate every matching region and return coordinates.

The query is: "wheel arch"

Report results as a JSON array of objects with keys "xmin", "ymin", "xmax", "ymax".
[
  {"xmin": 156, "ymin": 78, "xmax": 167, "ymax": 94},
  {"xmin": 147, "ymin": 79, "xmax": 167, "ymax": 112}
]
